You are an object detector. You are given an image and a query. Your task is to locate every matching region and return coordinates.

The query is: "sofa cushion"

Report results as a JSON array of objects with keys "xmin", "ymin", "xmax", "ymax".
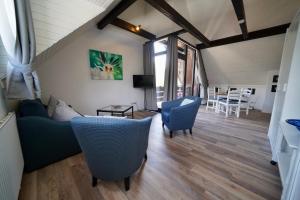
[
  {"xmin": 52, "ymin": 100, "xmax": 81, "ymax": 121},
  {"xmin": 19, "ymin": 99, "xmax": 49, "ymax": 118}
]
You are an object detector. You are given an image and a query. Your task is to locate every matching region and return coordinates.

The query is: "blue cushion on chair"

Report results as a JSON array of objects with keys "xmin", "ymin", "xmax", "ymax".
[
  {"xmin": 220, "ymin": 99, "xmax": 247, "ymax": 103},
  {"xmin": 208, "ymin": 96, "xmax": 218, "ymax": 100},
  {"xmin": 219, "ymin": 99, "xmax": 239, "ymax": 104},
  {"xmin": 219, "ymin": 99, "xmax": 227, "ymax": 103}
]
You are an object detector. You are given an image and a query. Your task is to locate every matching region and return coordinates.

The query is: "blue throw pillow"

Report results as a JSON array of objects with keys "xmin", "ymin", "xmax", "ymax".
[{"xmin": 19, "ymin": 99, "xmax": 49, "ymax": 118}]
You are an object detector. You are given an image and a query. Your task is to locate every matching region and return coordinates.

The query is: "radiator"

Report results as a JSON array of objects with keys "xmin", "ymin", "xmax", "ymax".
[{"xmin": 0, "ymin": 112, "xmax": 24, "ymax": 200}]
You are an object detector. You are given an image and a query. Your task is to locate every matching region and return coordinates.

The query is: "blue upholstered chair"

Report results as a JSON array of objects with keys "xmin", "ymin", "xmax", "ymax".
[
  {"xmin": 71, "ymin": 116, "xmax": 152, "ymax": 191},
  {"xmin": 161, "ymin": 96, "xmax": 202, "ymax": 138}
]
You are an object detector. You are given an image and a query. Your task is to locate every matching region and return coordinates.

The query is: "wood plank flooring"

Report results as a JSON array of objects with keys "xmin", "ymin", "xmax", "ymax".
[{"xmin": 19, "ymin": 108, "xmax": 281, "ymax": 200}]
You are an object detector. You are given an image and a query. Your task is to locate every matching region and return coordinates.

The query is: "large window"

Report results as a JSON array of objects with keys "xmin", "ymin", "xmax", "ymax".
[{"xmin": 154, "ymin": 38, "xmax": 198, "ymax": 108}]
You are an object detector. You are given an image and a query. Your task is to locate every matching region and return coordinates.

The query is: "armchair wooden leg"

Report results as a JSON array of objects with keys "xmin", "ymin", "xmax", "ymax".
[
  {"xmin": 92, "ymin": 176, "xmax": 97, "ymax": 187},
  {"xmin": 189, "ymin": 129, "xmax": 192, "ymax": 135},
  {"xmin": 170, "ymin": 131, "xmax": 173, "ymax": 138},
  {"xmin": 124, "ymin": 177, "xmax": 130, "ymax": 191},
  {"xmin": 144, "ymin": 153, "xmax": 147, "ymax": 161}
]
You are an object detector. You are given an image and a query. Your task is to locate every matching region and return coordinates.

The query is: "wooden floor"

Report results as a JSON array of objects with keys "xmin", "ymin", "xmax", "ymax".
[{"xmin": 19, "ymin": 107, "xmax": 281, "ymax": 200}]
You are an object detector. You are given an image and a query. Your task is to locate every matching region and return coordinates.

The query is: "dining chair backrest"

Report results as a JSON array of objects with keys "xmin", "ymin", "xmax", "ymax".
[
  {"xmin": 226, "ymin": 88, "xmax": 242, "ymax": 103},
  {"xmin": 218, "ymin": 87, "xmax": 227, "ymax": 94},
  {"xmin": 242, "ymin": 88, "xmax": 252, "ymax": 96},
  {"xmin": 207, "ymin": 87, "xmax": 216, "ymax": 100},
  {"xmin": 241, "ymin": 88, "xmax": 252, "ymax": 102}
]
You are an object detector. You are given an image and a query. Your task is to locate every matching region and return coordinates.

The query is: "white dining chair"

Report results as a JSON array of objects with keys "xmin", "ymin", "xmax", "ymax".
[
  {"xmin": 206, "ymin": 87, "xmax": 218, "ymax": 110},
  {"xmin": 239, "ymin": 88, "xmax": 252, "ymax": 116},
  {"xmin": 217, "ymin": 88, "xmax": 242, "ymax": 118}
]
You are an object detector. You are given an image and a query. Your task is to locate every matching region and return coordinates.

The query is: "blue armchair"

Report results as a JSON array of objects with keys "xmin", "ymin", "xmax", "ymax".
[
  {"xmin": 161, "ymin": 96, "xmax": 202, "ymax": 138},
  {"xmin": 71, "ymin": 116, "xmax": 152, "ymax": 191}
]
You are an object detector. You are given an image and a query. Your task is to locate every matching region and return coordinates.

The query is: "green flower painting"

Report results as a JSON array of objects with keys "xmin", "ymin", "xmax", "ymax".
[{"xmin": 89, "ymin": 49, "xmax": 123, "ymax": 80}]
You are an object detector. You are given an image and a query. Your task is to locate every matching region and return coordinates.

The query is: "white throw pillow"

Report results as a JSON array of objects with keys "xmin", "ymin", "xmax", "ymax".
[
  {"xmin": 47, "ymin": 95, "xmax": 59, "ymax": 117},
  {"xmin": 180, "ymin": 99, "xmax": 194, "ymax": 106},
  {"xmin": 52, "ymin": 100, "xmax": 81, "ymax": 121}
]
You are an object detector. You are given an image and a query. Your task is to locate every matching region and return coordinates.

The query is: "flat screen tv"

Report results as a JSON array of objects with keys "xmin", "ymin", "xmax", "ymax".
[{"xmin": 133, "ymin": 75, "xmax": 154, "ymax": 88}]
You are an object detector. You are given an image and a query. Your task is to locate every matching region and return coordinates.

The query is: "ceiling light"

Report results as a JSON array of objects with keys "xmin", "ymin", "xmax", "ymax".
[
  {"xmin": 238, "ymin": 19, "xmax": 245, "ymax": 24},
  {"xmin": 136, "ymin": 25, "xmax": 141, "ymax": 31}
]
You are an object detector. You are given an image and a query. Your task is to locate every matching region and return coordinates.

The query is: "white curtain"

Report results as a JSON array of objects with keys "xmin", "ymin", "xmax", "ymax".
[{"xmin": 0, "ymin": 0, "xmax": 41, "ymax": 99}]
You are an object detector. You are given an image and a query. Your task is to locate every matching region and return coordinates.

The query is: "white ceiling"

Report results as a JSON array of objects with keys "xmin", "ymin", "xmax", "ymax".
[
  {"xmin": 119, "ymin": 0, "xmax": 300, "ymax": 45},
  {"xmin": 202, "ymin": 34, "xmax": 286, "ymax": 85},
  {"xmin": 31, "ymin": 0, "xmax": 114, "ymax": 54}
]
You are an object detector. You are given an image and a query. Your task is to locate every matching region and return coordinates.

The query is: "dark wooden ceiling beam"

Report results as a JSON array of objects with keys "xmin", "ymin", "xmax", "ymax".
[
  {"xmin": 197, "ymin": 23, "xmax": 290, "ymax": 49},
  {"xmin": 144, "ymin": 0, "xmax": 210, "ymax": 46},
  {"xmin": 97, "ymin": 0, "xmax": 137, "ymax": 29},
  {"xmin": 111, "ymin": 18, "xmax": 156, "ymax": 40},
  {"xmin": 231, "ymin": 0, "xmax": 248, "ymax": 39}
]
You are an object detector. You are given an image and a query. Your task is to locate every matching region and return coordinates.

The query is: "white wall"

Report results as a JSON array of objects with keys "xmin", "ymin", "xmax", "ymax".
[
  {"xmin": 0, "ymin": 38, "xmax": 7, "ymax": 77},
  {"xmin": 280, "ymin": 19, "xmax": 300, "ymax": 121},
  {"xmin": 202, "ymin": 34, "xmax": 286, "ymax": 112},
  {"xmin": 36, "ymin": 25, "xmax": 145, "ymax": 115},
  {"xmin": 262, "ymin": 70, "xmax": 279, "ymax": 113}
]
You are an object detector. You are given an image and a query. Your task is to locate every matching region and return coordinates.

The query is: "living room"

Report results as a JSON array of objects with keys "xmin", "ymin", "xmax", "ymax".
[{"xmin": 1, "ymin": 0, "xmax": 300, "ymax": 200}]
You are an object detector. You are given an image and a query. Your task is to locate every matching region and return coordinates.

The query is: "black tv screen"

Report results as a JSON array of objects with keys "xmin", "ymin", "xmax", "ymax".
[{"xmin": 133, "ymin": 75, "xmax": 154, "ymax": 88}]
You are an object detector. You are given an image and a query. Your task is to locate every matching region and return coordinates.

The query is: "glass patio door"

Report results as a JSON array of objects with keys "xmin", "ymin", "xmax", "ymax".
[
  {"xmin": 177, "ymin": 58, "xmax": 185, "ymax": 99},
  {"xmin": 185, "ymin": 48, "xmax": 195, "ymax": 96},
  {"xmin": 177, "ymin": 40, "xmax": 196, "ymax": 98},
  {"xmin": 154, "ymin": 38, "xmax": 198, "ymax": 108}
]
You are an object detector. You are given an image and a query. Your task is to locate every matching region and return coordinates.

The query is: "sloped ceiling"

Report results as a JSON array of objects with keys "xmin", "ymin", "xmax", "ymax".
[
  {"xmin": 119, "ymin": 0, "xmax": 300, "ymax": 45},
  {"xmin": 202, "ymin": 34, "xmax": 285, "ymax": 85},
  {"xmin": 0, "ymin": 0, "xmax": 115, "ymax": 75},
  {"xmin": 31, "ymin": 0, "xmax": 114, "ymax": 54}
]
